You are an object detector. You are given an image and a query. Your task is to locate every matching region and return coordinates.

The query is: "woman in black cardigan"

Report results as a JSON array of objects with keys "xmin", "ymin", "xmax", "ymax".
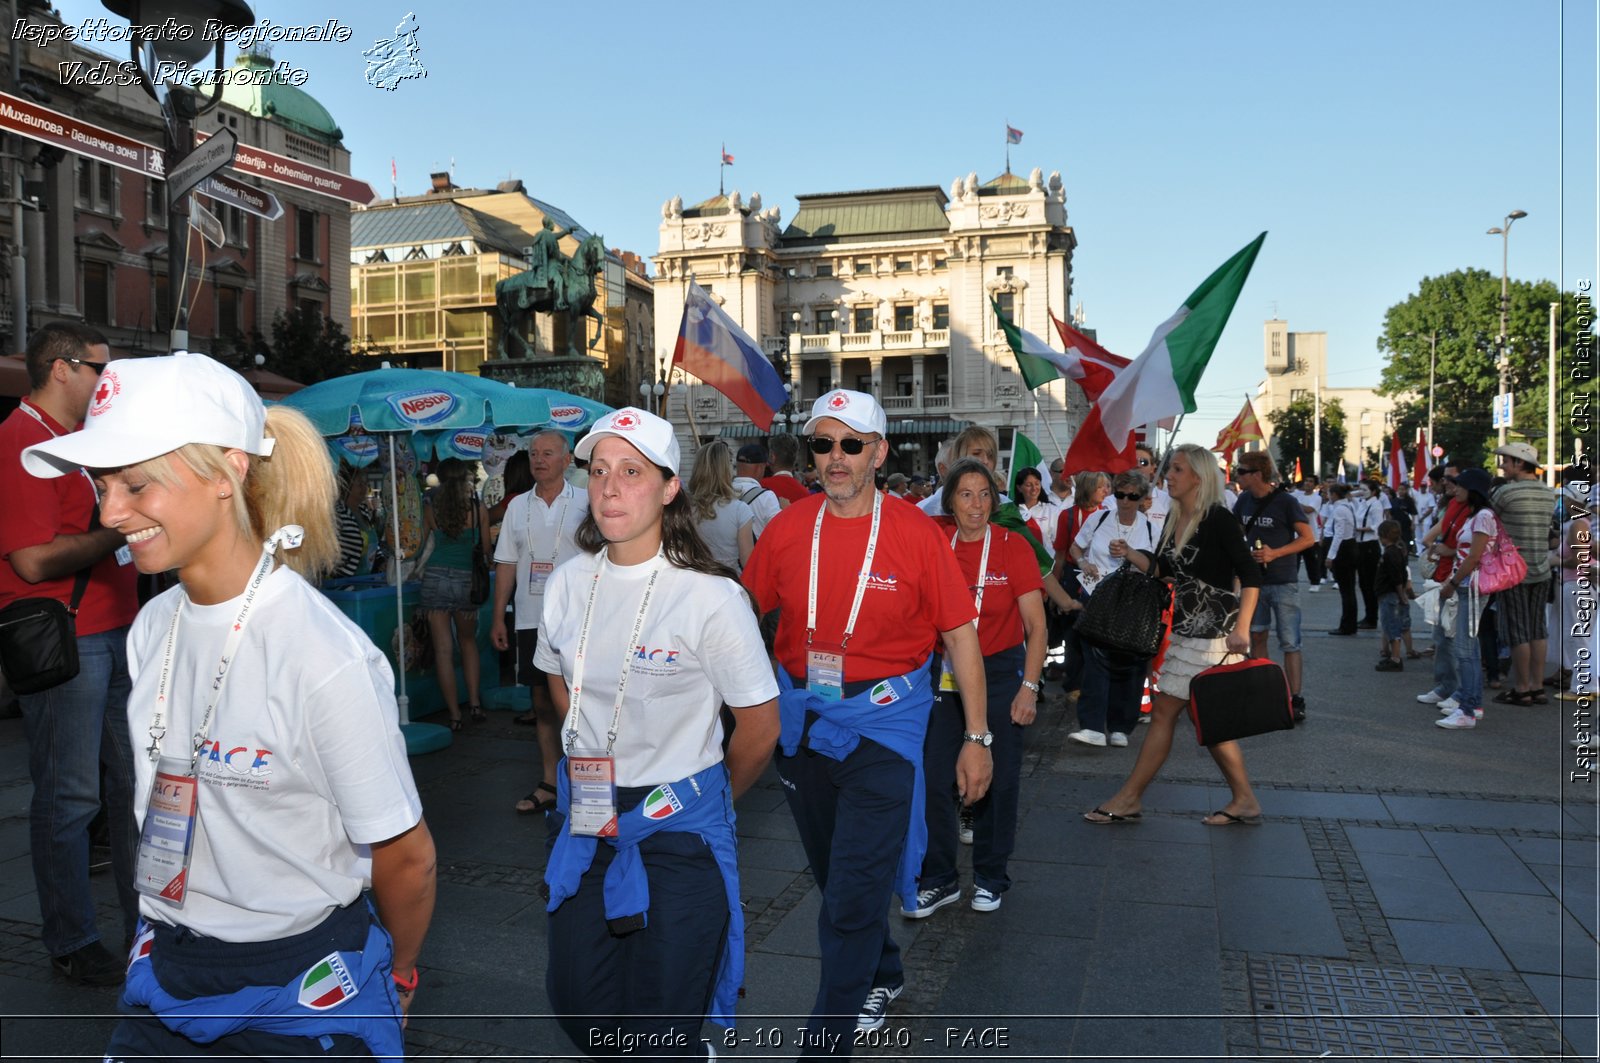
[{"xmin": 1084, "ymin": 444, "xmax": 1263, "ymax": 826}]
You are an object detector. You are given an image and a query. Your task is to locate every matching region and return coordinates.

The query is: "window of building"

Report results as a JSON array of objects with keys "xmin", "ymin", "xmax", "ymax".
[
  {"xmin": 813, "ymin": 373, "xmax": 832, "ymax": 399},
  {"xmin": 225, "ymin": 205, "xmax": 248, "ymax": 247},
  {"xmin": 296, "ymin": 208, "xmax": 319, "ymax": 261},
  {"xmin": 77, "ymin": 159, "xmax": 116, "ymax": 213},
  {"xmin": 933, "ymin": 255, "xmax": 947, "ymax": 270},
  {"xmin": 993, "ymin": 291, "xmax": 1014, "ymax": 324},
  {"xmin": 299, "ymin": 298, "xmax": 323, "ymax": 320},
  {"xmin": 894, "ymin": 372, "xmax": 913, "ymax": 397},
  {"xmin": 1360, "ymin": 411, "xmax": 1372, "ymax": 425},
  {"xmin": 931, "ymin": 302, "xmax": 949, "ymax": 330},
  {"xmin": 854, "ymin": 259, "xmax": 872, "ymax": 275},
  {"xmin": 854, "ymin": 373, "xmax": 872, "ymax": 392},
  {"xmin": 77, "ymin": 158, "xmax": 92, "ymax": 203},
  {"xmin": 852, "ymin": 306, "xmax": 875, "ymax": 333},
  {"xmin": 1290, "ymin": 388, "xmax": 1307, "ymax": 402},
  {"xmin": 894, "ymin": 257, "xmax": 912, "ymax": 272},
  {"xmin": 931, "ymin": 369, "xmax": 949, "ymax": 394},
  {"xmin": 98, "ymin": 164, "xmax": 115, "ymax": 210},
  {"xmin": 147, "ymin": 178, "xmax": 167, "ymax": 227},
  {"xmin": 814, "ymin": 309, "xmax": 836, "ymax": 332},
  {"xmin": 216, "ymin": 286, "xmax": 240, "ymax": 337},
  {"xmin": 83, "ymin": 261, "xmax": 111, "ymax": 325},
  {"xmin": 893, "ymin": 305, "xmax": 915, "ymax": 331},
  {"xmin": 996, "ymin": 266, "xmax": 1013, "ymax": 278},
  {"xmin": 815, "ymin": 262, "xmax": 833, "ymax": 277}
]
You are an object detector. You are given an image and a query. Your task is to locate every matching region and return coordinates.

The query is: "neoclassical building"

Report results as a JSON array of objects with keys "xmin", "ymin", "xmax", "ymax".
[{"xmin": 652, "ymin": 167, "xmax": 1083, "ymax": 475}]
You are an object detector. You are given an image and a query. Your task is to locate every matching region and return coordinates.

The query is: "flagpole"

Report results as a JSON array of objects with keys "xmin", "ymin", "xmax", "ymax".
[
  {"xmin": 1032, "ymin": 389, "xmax": 1066, "ymax": 462},
  {"xmin": 1004, "ymin": 122, "xmax": 1011, "ymax": 175},
  {"xmin": 1313, "ymin": 372, "xmax": 1323, "ymax": 480}
]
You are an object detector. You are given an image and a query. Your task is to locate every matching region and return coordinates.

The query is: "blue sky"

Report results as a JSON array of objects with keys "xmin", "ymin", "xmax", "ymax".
[{"xmin": 52, "ymin": 0, "xmax": 1598, "ymax": 445}]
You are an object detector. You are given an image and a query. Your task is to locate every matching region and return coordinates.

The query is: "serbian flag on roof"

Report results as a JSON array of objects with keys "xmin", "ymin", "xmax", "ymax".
[
  {"xmin": 1006, "ymin": 125, "xmax": 1024, "ymax": 144},
  {"xmin": 672, "ymin": 282, "xmax": 788, "ymax": 430},
  {"xmin": 1065, "ymin": 233, "xmax": 1266, "ymax": 476}
]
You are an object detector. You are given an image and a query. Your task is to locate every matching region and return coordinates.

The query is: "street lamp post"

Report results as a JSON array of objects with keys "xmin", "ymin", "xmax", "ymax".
[
  {"xmin": 638, "ymin": 354, "xmax": 667, "ymax": 415},
  {"xmin": 1486, "ymin": 209, "xmax": 1527, "ymax": 449},
  {"xmin": 104, "ymin": 0, "xmax": 256, "ymax": 353}
]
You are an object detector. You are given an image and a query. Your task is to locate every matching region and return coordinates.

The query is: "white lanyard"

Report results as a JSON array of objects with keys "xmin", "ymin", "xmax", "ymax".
[
  {"xmin": 950, "ymin": 525, "xmax": 993, "ymax": 634},
  {"xmin": 807, "ymin": 489, "xmax": 883, "ymax": 651},
  {"xmin": 146, "ymin": 528, "xmax": 302, "ymax": 769},
  {"xmin": 18, "ymin": 400, "xmax": 96, "ymax": 494},
  {"xmin": 563, "ymin": 550, "xmax": 664, "ymax": 757},
  {"xmin": 528, "ymin": 485, "xmax": 572, "ymax": 566}
]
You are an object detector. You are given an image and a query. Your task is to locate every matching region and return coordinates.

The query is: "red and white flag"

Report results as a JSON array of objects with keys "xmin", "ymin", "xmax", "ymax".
[{"xmin": 1387, "ymin": 431, "xmax": 1407, "ymax": 491}]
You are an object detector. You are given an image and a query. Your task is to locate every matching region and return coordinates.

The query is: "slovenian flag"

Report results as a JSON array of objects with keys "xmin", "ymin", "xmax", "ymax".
[
  {"xmin": 1006, "ymin": 125, "xmax": 1024, "ymax": 144},
  {"xmin": 672, "ymin": 282, "xmax": 788, "ymax": 430}
]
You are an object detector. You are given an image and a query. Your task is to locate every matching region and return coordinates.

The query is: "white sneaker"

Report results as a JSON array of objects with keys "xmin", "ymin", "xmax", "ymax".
[
  {"xmin": 1435, "ymin": 709, "xmax": 1476, "ymax": 729},
  {"xmin": 1108, "ymin": 732, "xmax": 1129, "ymax": 747},
  {"xmin": 971, "ymin": 886, "xmax": 1001, "ymax": 912},
  {"xmin": 1068, "ymin": 729, "xmax": 1107, "ymax": 747},
  {"xmin": 1435, "ymin": 696, "xmax": 1460, "ymax": 713},
  {"xmin": 1308, "ymin": 584, "xmax": 1321, "ymax": 593},
  {"xmin": 1416, "ymin": 690, "xmax": 1445, "ymax": 705}
]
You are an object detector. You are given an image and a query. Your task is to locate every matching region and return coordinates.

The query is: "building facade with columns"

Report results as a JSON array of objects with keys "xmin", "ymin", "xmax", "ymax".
[
  {"xmin": 652, "ymin": 167, "xmax": 1082, "ymax": 476},
  {"xmin": 1255, "ymin": 318, "xmax": 1404, "ymax": 476}
]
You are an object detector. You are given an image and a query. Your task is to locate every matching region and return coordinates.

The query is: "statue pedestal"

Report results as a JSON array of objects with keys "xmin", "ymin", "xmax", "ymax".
[{"xmin": 480, "ymin": 356, "xmax": 605, "ymax": 402}]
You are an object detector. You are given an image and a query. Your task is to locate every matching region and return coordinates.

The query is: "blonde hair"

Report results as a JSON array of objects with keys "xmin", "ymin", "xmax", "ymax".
[
  {"xmin": 1159, "ymin": 443, "xmax": 1224, "ymax": 553},
  {"xmin": 132, "ymin": 405, "xmax": 339, "ymax": 580},
  {"xmin": 687, "ymin": 438, "xmax": 737, "ymax": 523}
]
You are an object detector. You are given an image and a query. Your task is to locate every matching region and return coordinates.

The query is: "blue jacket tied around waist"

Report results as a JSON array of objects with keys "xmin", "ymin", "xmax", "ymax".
[
  {"xmin": 777, "ymin": 658, "xmax": 934, "ymax": 907},
  {"xmin": 544, "ymin": 760, "xmax": 744, "ymax": 1029},
  {"xmin": 121, "ymin": 913, "xmax": 403, "ymax": 1060}
]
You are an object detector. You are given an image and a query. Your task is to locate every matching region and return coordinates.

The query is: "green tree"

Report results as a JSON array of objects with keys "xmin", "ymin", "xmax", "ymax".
[
  {"xmin": 1267, "ymin": 395, "xmax": 1346, "ymax": 480},
  {"xmin": 221, "ymin": 306, "xmax": 364, "ymax": 386},
  {"xmin": 1376, "ymin": 269, "xmax": 1592, "ymax": 468}
]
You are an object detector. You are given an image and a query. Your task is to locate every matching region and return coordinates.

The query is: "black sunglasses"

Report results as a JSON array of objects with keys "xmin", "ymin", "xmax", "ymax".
[
  {"xmin": 1113, "ymin": 491, "xmax": 1144, "ymax": 501},
  {"xmin": 1232, "ymin": 467, "xmax": 1256, "ymax": 477},
  {"xmin": 58, "ymin": 357, "xmax": 107, "ymax": 375},
  {"xmin": 808, "ymin": 435, "xmax": 875, "ymax": 456}
]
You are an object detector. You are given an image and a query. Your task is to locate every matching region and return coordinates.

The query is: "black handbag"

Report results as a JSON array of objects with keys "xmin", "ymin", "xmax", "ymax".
[
  {"xmin": 0, "ymin": 571, "xmax": 90, "ymax": 695},
  {"xmin": 1075, "ymin": 561, "xmax": 1170, "ymax": 659},
  {"xmin": 1187, "ymin": 654, "xmax": 1294, "ymax": 746},
  {"xmin": 468, "ymin": 506, "xmax": 490, "ymax": 605}
]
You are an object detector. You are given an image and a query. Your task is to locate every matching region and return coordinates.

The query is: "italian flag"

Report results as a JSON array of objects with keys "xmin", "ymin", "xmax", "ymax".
[
  {"xmin": 1066, "ymin": 233, "xmax": 1267, "ymax": 475},
  {"xmin": 1049, "ymin": 313, "xmax": 1131, "ymax": 402},
  {"xmin": 993, "ymin": 305, "xmax": 1063, "ymax": 391},
  {"xmin": 1009, "ymin": 431, "xmax": 1051, "ymax": 500}
]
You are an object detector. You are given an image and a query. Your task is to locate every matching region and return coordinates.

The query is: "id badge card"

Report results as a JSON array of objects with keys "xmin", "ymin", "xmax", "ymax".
[
  {"xmin": 806, "ymin": 647, "xmax": 844, "ymax": 701},
  {"xmin": 528, "ymin": 560, "xmax": 554, "ymax": 595},
  {"xmin": 938, "ymin": 656, "xmax": 959, "ymax": 692},
  {"xmin": 133, "ymin": 756, "xmax": 200, "ymax": 907},
  {"xmin": 566, "ymin": 750, "xmax": 618, "ymax": 837}
]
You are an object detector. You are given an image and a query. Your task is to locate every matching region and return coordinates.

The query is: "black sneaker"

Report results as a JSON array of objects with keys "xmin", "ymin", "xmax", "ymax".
[
  {"xmin": 1375, "ymin": 658, "xmax": 1403, "ymax": 672},
  {"xmin": 51, "ymin": 941, "xmax": 124, "ymax": 987},
  {"xmin": 1291, "ymin": 694, "xmax": 1307, "ymax": 723}
]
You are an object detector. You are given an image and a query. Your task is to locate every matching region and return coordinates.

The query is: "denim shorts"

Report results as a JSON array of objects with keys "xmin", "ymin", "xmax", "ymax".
[
  {"xmin": 1249, "ymin": 582, "xmax": 1302, "ymax": 653},
  {"xmin": 1378, "ymin": 591, "xmax": 1412, "ymax": 641},
  {"xmin": 419, "ymin": 564, "xmax": 475, "ymax": 613}
]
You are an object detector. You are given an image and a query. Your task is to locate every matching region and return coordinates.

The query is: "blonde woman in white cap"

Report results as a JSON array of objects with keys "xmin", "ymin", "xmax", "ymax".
[
  {"xmin": 23, "ymin": 352, "xmax": 436, "ymax": 1060},
  {"xmin": 536, "ymin": 406, "xmax": 779, "ymax": 1057}
]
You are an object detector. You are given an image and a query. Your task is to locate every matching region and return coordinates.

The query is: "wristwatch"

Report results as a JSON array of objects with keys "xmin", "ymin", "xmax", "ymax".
[
  {"xmin": 963, "ymin": 731, "xmax": 994, "ymax": 747},
  {"xmin": 1020, "ymin": 678, "xmax": 1042, "ymax": 694}
]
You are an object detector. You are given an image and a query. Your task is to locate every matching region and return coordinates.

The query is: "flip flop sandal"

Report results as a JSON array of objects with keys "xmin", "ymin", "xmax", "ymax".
[
  {"xmin": 1083, "ymin": 807, "xmax": 1141, "ymax": 824},
  {"xmin": 515, "ymin": 782, "xmax": 558, "ymax": 816},
  {"xmin": 1204, "ymin": 809, "xmax": 1263, "ymax": 826},
  {"xmin": 1491, "ymin": 689, "xmax": 1523, "ymax": 705}
]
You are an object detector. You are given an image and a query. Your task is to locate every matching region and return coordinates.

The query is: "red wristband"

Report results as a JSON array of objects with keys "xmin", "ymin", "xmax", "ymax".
[{"xmin": 391, "ymin": 966, "xmax": 419, "ymax": 992}]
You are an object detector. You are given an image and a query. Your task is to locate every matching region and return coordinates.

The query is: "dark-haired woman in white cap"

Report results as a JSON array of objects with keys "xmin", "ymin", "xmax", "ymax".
[
  {"xmin": 536, "ymin": 406, "xmax": 779, "ymax": 1058},
  {"xmin": 23, "ymin": 351, "xmax": 435, "ymax": 1060}
]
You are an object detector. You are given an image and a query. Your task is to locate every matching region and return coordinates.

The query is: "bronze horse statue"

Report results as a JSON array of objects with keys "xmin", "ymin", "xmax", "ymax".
[{"xmin": 495, "ymin": 232, "xmax": 608, "ymax": 359}]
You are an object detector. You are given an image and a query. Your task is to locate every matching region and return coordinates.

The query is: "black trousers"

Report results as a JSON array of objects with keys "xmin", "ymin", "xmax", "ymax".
[
  {"xmin": 1333, "ymin": 545, "xmax": 1359, "ymax": 633},
  {"xmin": 1302, "ymin": 537, "xmax": 1327, "ymax": 585},
  {"xmin": 1357, "ymin": 540, "xmax": 1380, "ymax": 624}
]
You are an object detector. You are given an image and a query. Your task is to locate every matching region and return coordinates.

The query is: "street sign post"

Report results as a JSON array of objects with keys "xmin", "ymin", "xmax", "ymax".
[
  {"xmin": 188, "ymin": 197, "xmax": 225, "ymax": 249},
  {"xmin": 167, "ymin": 126, "xmax": 236, "ymax": 203},
  {"xmin": 1491, "ymin": 393, "xmax": 1514, "ymax": 429},
  {"xmin": 199, "ymin": 172, "xmax": 284, "ymax": 221},
  {"xmin": 197, "ymin": 129, "xmax": 376, "ymax": 204},
  {"xmin": 0, "ymin": 90, "xmax": 164, "ymax": 178}
]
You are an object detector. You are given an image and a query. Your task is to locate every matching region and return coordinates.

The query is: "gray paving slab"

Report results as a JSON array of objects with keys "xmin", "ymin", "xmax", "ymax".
[
  {"xmin": 1383, "ymin": 794, "xmax": 1568, "ymax": 831},
  {"xmin": 1101, "ymin": 836, "xmax": 1213, "ymax": 908},
  {"xmin": 752, "ymin": 884, "xmax": 820, "ymax": 958},
  {"xmin": 1358, "ymin": 850, "xmax": 1476, "ymax": 922},
  {"xmin": 1078, "ymin": 900, "xmax": 1222, "ymax": 1014},
  {"xmin": 1525, "ymin": 862, "xmax": 1600, "ymax": 937},
  {"xmin": 1423, "ymin": 830, "xmax": 1552, "ymax": 895},
  {"xmin": 732, "ymin": 836, "xmax": 812, "ymax": 874},
  {"xmin": 980, "ymin": 858, "xmax": 1103, "ymax": 939},
  {"xmin": 1256, "ymin": 788, "xmax": 1392, "ymax": 821},
  {"xmin": 1345, "ymin": 824, "xmax": 1432, "ymax": 857},
  {"xmin": 1464, "ymin": 890, "xmax": 1599, "ymax": 978},
  {"xmin": 1014, "ymin": 806, "xmax": 1110, "ymax": 865},
  {"xmin": 1520, "ymin": 973, "xmax": 1599, "ymax": 1057},
  {"xmin": 1215, "ymin": 873, "xmax": 1346, "ymax": 957},
  {"xmin": 1207, "ymin": 820, "xmax": 1320, "ymax": 878},
  {"xmin": 1388, "ymin": 917, "xmax": 1513, "ymax": 970}
]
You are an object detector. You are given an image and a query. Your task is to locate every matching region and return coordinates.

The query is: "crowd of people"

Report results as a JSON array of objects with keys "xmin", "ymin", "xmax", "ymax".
[{"xmin": 1, "ymin": 330, "xmax": 1593, "ymax": 1060}]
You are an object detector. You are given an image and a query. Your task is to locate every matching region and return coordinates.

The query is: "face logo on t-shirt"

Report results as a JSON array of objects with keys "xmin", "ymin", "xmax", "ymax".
[
  {"xmin": 866, "ymin": 570, "xmax": 898, "ymax": 591},
  {"xmin": 982, "ymin": 571, "xmax": 1009, "ymax": 586},
  {"xmin": 631, "ymin": 644, "xmax": 681, "ymax": 677},
  {"xmin": 196, "ymin": 739, "xmax": 272, "ymax": 790}
]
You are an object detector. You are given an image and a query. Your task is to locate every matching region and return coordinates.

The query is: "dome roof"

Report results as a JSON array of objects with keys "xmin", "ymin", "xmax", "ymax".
[{"xmin": 219, "ymin": 51, "xmax": 343, "ymax": 142}]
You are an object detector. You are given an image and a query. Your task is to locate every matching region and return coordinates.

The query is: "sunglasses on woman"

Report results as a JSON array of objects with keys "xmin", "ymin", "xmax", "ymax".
[
  {"xmin": 808, "ymin": 435, "xmax": 874, "ymax": 456},
  {"xmin": 1113, "ymin": 491, "xmax": 1144, "ymax": 501}
]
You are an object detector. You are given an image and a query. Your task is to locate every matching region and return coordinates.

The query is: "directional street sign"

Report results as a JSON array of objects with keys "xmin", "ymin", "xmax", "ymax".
[
  {"xmin": 0, "ymin": 90, "xmax": 164, "ymax": 178},
  {"xmin": 167, "ymin": 127, "xmax": 236, "ymax": 204},
  {"xmin": 197, "ymin": 129, "xmax": 376, "ymax": 204},
  {"xmin": 199, "ymin": 173, "xmax": 284, "ymax": 222},
  {"xmin": 187, "ymin": 197, "xmax": 225, "ymax": 249}
]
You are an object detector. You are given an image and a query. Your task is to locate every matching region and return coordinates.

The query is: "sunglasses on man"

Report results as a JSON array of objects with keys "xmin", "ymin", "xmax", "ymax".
[
  {"xmin": 57, "ymin": 357, "xmax": 106, "ymax": 375},
  {"xmin": 808, "ymin": 435, "xmax": 877, "ymax": 456}
]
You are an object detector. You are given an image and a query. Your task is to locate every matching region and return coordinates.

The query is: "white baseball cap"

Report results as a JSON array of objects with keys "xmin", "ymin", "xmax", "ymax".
[
  {"xmin": 23, "ymin": 351, "xmax": 274, "ymax": 478},
  {"xmin": 574, "ymin": 406, "xmax": 681, "ymax": 475},
  {"xmin": 802, "ymin": 389, "xmax": 886, "ymax": 437}
]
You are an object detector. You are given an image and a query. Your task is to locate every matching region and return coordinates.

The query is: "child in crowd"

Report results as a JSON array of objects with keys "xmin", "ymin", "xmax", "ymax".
[{"xmin": 1374, "ymin": 519, "xmax": 1415, "ymax": 671}]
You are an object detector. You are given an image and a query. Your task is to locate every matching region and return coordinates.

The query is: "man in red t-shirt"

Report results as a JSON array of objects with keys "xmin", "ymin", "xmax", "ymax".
[
  {"xmin": 744, "ymin": 390, "xmax": 990, "ymax": 1041},
  {"xmin": 758, "ymin": 432, "xmax": 811, "ymax": 505},
  {"xmin": 1416, "ymin": 464, "xmax": 1466, "ymax": 707},
  {"xmin": 0, "ymin": 323, "xmax": 139, "ymax": 987}
]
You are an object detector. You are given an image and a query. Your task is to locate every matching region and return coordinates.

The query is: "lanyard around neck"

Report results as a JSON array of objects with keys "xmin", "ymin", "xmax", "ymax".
[
  {"xmin": 19, "ymin": 401, "xmax": 96, "ymax": 493},
  {"xmin": 807, "ymin": 489, "xmax": 883, "ymax": 651},
  {"xmin": 528, "ymin": 483, "xmax": 572, "ymax": 566},
  {"xmin": 147, "ymin": 527, "xmax": 303, "ymax": 769},
  {"xmin": 950, "ymin": 524, "xmax": 992, "ymax": 633},
  {"xmin": 563, "ymin": 549, "xmax": 664, "ymax": 757}
]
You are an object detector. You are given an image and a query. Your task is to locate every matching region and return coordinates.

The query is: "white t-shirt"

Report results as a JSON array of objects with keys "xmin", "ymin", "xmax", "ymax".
[
  {"xmin": 535, "ymin": 552, "xmax": 778, "ymax": 786},
  {"xmin": 695, "ymin": 497, "xmax": 755, "ymax": 570},
  {"xmin": 126, "ymin": 568, "xmax": 422, "ymax": 942},
  {"xmin": 1294, "ymin": 489, "xmax": 1323, "ymax": 534},
  {"xmin": 1455, "ymin": 509, "xmax": 1499, "ymax": 589},
  {"xmin": 1145, "ymin": 483, "xmax": 1171, "ymax": 536},
  {"xmin": 1072, "ymin": 508, "xmax": 1157, "ymax": 596},
  {"xmin": 1016, "ymin": 500, "xmax": 1061, "ymax": 557},
  {"xmin": 732, "ymin": 476, "xmax": 782, "ymax": 538},
  {"xmin": 493, "ymin": 481, "xmax": 589, "ymax": 630}
]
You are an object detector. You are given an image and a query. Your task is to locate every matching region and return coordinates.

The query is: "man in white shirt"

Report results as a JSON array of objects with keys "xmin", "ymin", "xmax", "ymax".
[
  {"xmin": 733, "ymin": 442, "xmax": 783, "ymax": 537},
  {"xmin": 1293, "ymin": 476, "xmax": 1325, "ymax": 589},
  {"xmin": 489, "ymin": 430, "xmax": 588, "ymax": 814}
]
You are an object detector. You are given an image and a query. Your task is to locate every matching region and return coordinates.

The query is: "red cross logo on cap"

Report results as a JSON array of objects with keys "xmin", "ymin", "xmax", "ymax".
[
  {"xmin": 89, "ymin": 373, "xmax": 120, "ymax": 416},
  {"xmin": 827, "ymin": 393, "xmax": 849, "ymax": 410},
  {"xmin": 613, "ymin": 413, "xmax": 638, "ymax": 430}
]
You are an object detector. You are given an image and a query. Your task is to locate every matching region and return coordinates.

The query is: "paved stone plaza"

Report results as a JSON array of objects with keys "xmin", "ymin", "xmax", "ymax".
[{"xmin": 1, "ymin": 583, "xmax": 1594, "ymax": 1061}]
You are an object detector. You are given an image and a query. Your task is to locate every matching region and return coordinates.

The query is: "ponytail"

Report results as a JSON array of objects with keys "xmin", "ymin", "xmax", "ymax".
[{"xmin": 251, "ymin": 406, "xmax": 339, "ymax": 578}]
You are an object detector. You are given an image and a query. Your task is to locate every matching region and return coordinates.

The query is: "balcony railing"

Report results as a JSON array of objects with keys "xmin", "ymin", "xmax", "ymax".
[{"xmin": 786, "ymin": 328, "xmax": 951, "ymax": 355}]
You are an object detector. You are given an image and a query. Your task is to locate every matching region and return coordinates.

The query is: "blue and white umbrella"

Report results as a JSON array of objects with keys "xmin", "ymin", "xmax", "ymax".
[{"xmin": 280, "ymin": 367, "xmax": 552, "ymax": 435}]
